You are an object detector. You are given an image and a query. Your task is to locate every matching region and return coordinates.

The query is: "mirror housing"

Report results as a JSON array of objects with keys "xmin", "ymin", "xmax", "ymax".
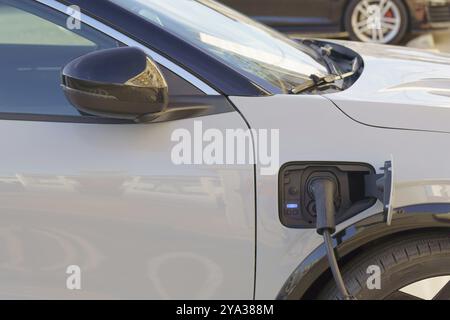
[{"xmin": 61, "ymin": 47, "xmax": 168, "ymax": 121}]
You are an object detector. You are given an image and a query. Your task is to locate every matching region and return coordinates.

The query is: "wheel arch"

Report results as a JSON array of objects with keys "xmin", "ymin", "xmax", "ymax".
[{"xmin": 277, "ymin": 204, "xmax": 450, "ymax": 300}]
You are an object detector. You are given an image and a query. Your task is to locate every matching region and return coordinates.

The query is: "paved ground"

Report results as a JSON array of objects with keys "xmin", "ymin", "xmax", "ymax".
[
  {"xmin": 294, "ymin": 30, "xmax": 450, "ymax": 53},
  {"xmin": 406, "ymin": 30, "xmax": 450, "ymax": 53},
  {"xmin": 433, "ymin": 30, "xmax": 450, "ymax": 53}
]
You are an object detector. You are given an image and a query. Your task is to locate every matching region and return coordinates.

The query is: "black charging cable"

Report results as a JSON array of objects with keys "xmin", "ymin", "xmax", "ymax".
[{"xmin": 310, "ymin": 178, "xmax": 355, "ymax": 300}]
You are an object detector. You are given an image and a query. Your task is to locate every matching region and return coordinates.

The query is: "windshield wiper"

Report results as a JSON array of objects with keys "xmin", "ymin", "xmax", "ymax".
[
  {"xmin": 290, "ymin": 57, "xmax": 360, "ymax": 94},
  {"xmin": 289, "ymin": 70, "xmax": 355, "ymax": 94}
]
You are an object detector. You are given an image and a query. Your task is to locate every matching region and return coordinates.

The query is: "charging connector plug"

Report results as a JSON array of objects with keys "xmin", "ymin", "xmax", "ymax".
[{"xmin": 310, "ymin": 178, "xmax": 355, "ymax": 300}]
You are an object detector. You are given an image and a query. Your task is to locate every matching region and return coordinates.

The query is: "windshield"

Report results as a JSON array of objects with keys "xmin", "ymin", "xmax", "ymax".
[{"xmin": 109, "ymin": 0, "xmax": 328, "ymax": 93}]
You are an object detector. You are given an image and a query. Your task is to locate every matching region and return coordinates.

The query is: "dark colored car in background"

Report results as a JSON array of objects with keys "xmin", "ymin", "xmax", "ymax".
[{"xmin": 220, "ymin": 0, "xmax": 450, "ymax": 44}]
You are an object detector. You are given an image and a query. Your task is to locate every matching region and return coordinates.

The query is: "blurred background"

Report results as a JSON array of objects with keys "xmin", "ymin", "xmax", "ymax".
[{"xmin": 219, "ymin": 0, "xmax": 450, "ymax": 53}]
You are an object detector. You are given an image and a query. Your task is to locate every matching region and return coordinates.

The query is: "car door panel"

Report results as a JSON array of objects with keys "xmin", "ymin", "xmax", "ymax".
[
  {"xmin": 0, "ymin": 0, "xmax": 257, "ymax": 299},
  {"xmin": 0, "ymin": 112, "xmax": 255, "ymax": 299}
]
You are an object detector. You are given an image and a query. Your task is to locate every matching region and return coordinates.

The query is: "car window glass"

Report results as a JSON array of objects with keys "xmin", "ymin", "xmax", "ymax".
[
  {"xmin": 0, "ymin": 4, "xmax": 93, "ymax": 46},
  {"xmin": 109, "ymin": 0, "xmax": 329, "ymax": 93},
  {"xmin": 0, "ymin": 1, "xmax": 122, "ymax": 116},
  {"xmin": 0, "ymin": 1, "xmax": 205, "ymax": 118}
]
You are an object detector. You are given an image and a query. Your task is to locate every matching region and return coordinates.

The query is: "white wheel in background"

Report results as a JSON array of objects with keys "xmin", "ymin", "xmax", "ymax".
[{"xmin": 345, "ymin": 0, "xmax": 409, "ymax": 44}]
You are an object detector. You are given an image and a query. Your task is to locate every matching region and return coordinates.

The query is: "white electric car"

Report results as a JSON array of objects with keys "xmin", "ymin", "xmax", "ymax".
[{"xmin": 1, "ymin": 0, "xmax": 450, "ymax": 300}]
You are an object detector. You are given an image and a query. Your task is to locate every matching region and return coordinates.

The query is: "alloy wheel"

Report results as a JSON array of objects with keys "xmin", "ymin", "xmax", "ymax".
[
  {"xmin": 386, "ymin": 275, "xmax": 450, "ymax": 300},
  {"xmin": 351, "ymin": 0, "xmax": 402, "ymax": 43}
]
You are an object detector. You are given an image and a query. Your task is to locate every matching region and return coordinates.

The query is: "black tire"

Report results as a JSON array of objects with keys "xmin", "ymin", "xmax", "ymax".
[
  {"xmin": 318, "ymin": 232, "xmax": 450, "ymax": 300},
  {"xmin": 344, "ymin": 0, "xmax": 409, "ymax": 44}
]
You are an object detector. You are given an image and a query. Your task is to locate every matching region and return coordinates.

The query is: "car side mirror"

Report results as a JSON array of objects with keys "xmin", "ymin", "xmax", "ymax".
[{"xmin": 61, "ymin": 47, "xmax": 168, "ymax": 122}]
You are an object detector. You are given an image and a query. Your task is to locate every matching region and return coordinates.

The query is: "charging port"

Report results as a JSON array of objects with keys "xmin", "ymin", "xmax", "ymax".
[{"xmin": 279, "ymin": 162, "xmax": 378, "ymax": 228}]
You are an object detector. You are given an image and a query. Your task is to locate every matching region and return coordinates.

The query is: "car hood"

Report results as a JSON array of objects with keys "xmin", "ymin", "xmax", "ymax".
[{"xmin": 323, "ymin": 40, "xmax": 450, "ymax": 133}]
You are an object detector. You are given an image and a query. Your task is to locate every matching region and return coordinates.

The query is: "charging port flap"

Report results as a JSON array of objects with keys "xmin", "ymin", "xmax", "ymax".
[{"xmin": 364, "ymin": 160, "xmax": 394, "ymax": 225}]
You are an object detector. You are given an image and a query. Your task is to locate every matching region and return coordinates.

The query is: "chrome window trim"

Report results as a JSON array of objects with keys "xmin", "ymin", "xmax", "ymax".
[{"xmin": 34, "ymin": 0, "xmax": 220, "ymax": 95}]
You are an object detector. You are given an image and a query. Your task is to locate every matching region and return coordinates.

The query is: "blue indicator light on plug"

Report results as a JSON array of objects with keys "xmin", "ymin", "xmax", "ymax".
[{"xmin": 286, "ymin": 203, "xmax": 298, "ymax": 209}]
